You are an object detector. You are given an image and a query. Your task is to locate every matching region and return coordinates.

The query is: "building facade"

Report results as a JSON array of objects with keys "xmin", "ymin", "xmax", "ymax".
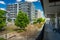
[
  {"xmin": 7, "ymin": 3, "xmax": 17, "ymax": 22},
  {"xmin": 35, "ymin": 10, "xmax": 43, "ymax": 19},
  {"xmin": 41, "ymin": 0, "xmax": 60, "ymax": 29},
  {"xmin": 6, "ymin": 2, "xmax": 35, "ymax": 22}
]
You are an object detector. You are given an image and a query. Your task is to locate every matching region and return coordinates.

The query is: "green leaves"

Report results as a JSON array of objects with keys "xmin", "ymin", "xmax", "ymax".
[
  {"xmin": 0, "ymin": 10, "xmax": 6, "ymax": 16},
  {"xmin": 37, "ymin": 18, "xmax": 45, "ymax": 23},
  {"xmin": 33, "ymin": 18, "xmax": 45, "ymax": 24},
  {"xmin": 15, "ymin": 11, "xmax": 29, "ymax": 29},
  {"xmin": 0, "ymin": 10, "xmax": 6, "ymax": 30}
]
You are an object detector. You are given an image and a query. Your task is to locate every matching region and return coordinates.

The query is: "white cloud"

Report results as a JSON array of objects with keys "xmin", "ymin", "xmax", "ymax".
[
  {"xmin": 0, "ymin": 1, "xmax": 5, "ymax": 4},
  {"xmin": 38, "ymin": 9, "xmax": 43, "ymax": 14},
  {"xmin": 16, "ymin": 0, "xmax": 21, "ymax": 2},
  {"xmin": 25, "ymin": 0, "xmax": 38, "ymax": 2},
  {"xmin": 0, "ymin": 8, "xmax": 6, "ymax": 11}
]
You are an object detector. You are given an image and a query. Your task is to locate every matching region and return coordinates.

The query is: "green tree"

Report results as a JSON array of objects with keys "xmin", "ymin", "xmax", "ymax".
[
  {"xmin": 0, "ymin": 10, "xmax": 6, "ymax": 30},
  {"xmin": 15, "ymin": 11, "xmax": 29, "ymax": 29}
]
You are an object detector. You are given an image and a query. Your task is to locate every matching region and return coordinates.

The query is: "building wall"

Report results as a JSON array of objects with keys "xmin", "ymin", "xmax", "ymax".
[
  {"xmin": 42, "ymin": 0, "xmax": 60, "ymax": 15},
  {"xmin": 7, "ymin": 2, "xmax": 35, "ymax": 22},
  {"xmin": 35, "ymin": 10, "xmax": 43, "ymax": 18},
  {"xmin": 7, "ymin": 3, "xmax": 17, "ymax": 21},
  {"xmin": 42, "ymin": 0, "xmax": 60, "ymax": 29}
]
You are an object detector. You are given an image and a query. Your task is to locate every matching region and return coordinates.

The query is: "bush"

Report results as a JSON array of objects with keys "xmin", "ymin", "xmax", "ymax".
[
  {"xmin": 33, "ymin": 21, "xmax": 37, "ymax": 24},
  {"xmin": 37, "ymin": 18, "xmax": 45, "ymax": 23}
]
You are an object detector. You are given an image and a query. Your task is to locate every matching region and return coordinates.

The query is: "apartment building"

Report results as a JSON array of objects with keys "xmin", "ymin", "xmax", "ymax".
[
  {"xmin": 35, "ymin": 10, "xmax": 43, "ymax": 19},
  {"xmin": 6, "ymin": 2, "xmax": 35, "ymax": 22},
  {"xmin": 6, "ymin": 3, "xmax": 17, "ymax": 22}
]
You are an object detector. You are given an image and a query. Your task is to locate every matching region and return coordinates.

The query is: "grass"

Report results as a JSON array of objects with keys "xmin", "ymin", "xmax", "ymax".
[
  {"xmin": 17, "ymin": 29, "xmax": 25, "ymax": 33},
  {"xmin": 34, "ymin": 22, "xmax": 45, "ymax": 29},
  {"xmin": 1, "ymin": 22, "xmax": 45, "ymax": 33},
  {"xmin": 0, "ymin": 38, "xmax": 6, "ymax": 40},
  {"xmin": 6, "ymin": 22, "xmax": 17, "ymax": 33},
  {"xmin": 6, "ymin": 22, "xmax": 44, "ymax": 33},
  {"xmin": 0, "ymin": 22, "xmax": 45, "ymax": 40}
]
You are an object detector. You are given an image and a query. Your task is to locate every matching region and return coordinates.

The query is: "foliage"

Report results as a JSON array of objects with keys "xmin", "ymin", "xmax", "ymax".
[
  {"xmin": 8, "ymin": 19, "xmax": 11, "ymax": 22},
  {"xmin": 0, "ymin": 10, "xmax": 6, "ymax": 30},
  {"xmin": 33, "ymin": 21, "xmax": 37, "ymax": 24},
  {"xmin": 33, "ymin": 18, "xmax": 45, "ymax": 24},
  {"xmin": 37, "ymin": 18, "xmax": 45, "ymax": 23},
  {"xmin": 15, "ymin": 10, "xmax": 29, "ymax": 29}
]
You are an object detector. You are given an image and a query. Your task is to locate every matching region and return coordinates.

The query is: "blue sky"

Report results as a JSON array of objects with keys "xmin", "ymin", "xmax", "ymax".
[{"xmin": 0, "ymin": 0, "xmax": 43, "ymax": 11}]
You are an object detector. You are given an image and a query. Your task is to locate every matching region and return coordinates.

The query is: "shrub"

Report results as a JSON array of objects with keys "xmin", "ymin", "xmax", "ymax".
[{"xmin": 37, "ymin": 18, "xmax": 45, "ymax": 23}]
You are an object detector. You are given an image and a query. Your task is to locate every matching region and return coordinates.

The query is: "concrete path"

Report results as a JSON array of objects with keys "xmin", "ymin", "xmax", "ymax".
[{"xmin": 44, "ymin": 24, "xmax": 60, "ymax": 40}]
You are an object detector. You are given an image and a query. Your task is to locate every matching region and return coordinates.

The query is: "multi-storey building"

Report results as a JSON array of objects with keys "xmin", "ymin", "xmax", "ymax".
[
  {"xmin": 35, "ymin": 10, "xmax": 43, "ymax": 19},
  {"xmin": 6, "ymin": 3, "xmax": 17, "ymax": 22},
  {"xmin": 34, "ymin": 10, "xmax": 38, "ymax": 21},
  {"xmin": 6, "ymin": 2, "xmax": 35, "ymax": 22}
]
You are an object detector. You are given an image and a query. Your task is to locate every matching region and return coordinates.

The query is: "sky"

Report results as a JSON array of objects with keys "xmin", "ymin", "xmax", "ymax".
[{"xmin": 0, "ymin": 0, "xmax": 43, "ymax": 11}]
